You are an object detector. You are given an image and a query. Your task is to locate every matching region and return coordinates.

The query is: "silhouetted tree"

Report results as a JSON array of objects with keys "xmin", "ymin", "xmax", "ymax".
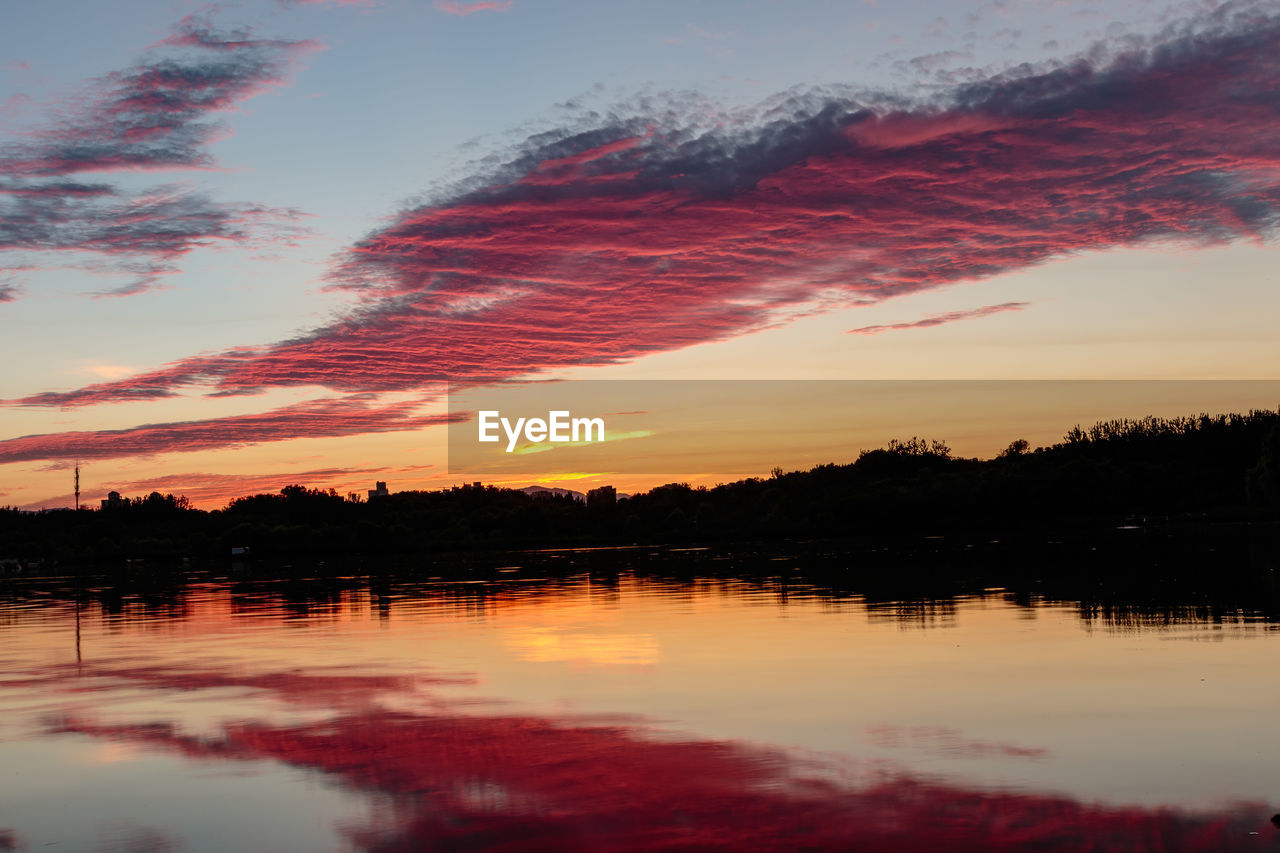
[
  {"xmin": 999, "ymin": 439, "xmax": 1031, "ymax": 458},
  {"xmin": 1247, "ymin": 426, "xmax": 1280, "ymax": 515}
]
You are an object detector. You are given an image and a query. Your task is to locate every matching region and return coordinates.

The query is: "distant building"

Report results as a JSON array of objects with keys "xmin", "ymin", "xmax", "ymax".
[
  {"xmin": 586, "ymin": 485, "xmax": 616, "ymax": 506},
  {"xmin": 368, "ymin": 481, "xmax": 390, "ymax": 500},
  {"xmin": 100, "ymin": 491, "xmax": 123, "ymax": 510}
]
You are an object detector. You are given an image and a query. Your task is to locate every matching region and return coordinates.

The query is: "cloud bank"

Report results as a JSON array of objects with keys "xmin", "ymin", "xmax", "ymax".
[{"xmin": 19, "ymin": 2, "xmax": 1280, "ymax": 407}]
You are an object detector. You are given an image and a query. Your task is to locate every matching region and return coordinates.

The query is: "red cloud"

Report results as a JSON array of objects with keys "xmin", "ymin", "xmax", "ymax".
[
  {"xmin": 17, "ymin": 4, "xmax": 1280, "ymax": 410},
  {"xmin": 434, "ymin": 0, "xmax": 514, "ymax": 16},
  {"xmin": 0, "ymin": 396, "xmax": 456, "ymax": 464},
  {"xmin": 848, "ymin": 302, "xmax": 1028, "ymax": 334}
]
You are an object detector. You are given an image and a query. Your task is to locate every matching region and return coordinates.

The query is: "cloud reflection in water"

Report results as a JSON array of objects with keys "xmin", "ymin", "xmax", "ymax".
[{"xmin": 44, "ymin": 664, "xmax": 1274, "ymax": 852}]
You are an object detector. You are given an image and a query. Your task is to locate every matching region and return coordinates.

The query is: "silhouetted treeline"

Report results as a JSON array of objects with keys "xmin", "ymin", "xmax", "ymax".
[{"xmin": 2, "ymin": 408, "xmax": 1279, "ymax": 566}]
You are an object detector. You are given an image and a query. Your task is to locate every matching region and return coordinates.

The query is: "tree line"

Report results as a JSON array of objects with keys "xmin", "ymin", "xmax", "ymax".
[{"xmin": 2, "ymin": 409, "xmax": 1278, "ymax": 565}]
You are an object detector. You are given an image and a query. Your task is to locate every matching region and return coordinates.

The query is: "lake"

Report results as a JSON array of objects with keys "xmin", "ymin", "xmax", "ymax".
[{"xmin": 2, "ymin": 545, "xmax": 1278, "ymax": 851}]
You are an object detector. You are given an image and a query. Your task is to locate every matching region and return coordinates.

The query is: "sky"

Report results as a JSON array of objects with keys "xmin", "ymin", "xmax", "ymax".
[{"xmin": 2, "ymin": 0, "xmax": 1280, "ymax": 509}]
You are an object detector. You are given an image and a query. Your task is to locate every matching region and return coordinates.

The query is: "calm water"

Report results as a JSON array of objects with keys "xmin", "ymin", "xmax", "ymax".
[{"xmin": 2, "ymin": 552, "xmax": 1279, "ymax": 851}]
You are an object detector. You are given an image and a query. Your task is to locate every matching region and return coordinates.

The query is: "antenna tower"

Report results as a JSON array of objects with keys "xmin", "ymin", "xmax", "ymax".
[{"xmin": 74, "ymin": 461, "xmax": 80, "ymax": 511}]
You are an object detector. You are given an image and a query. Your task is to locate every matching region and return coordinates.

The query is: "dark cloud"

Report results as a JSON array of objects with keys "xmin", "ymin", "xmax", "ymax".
[
  {"xmin": 0, "ymin": 15, "xmax": 314, "ymax": 297},
  {"xmin": 0, "ymin": 275, "xmax": 21, "ymax": 303},
  {"xmin": 0, "ymin": 396, "xmax": 456, "ymax": 464},
  {"xmin": 901, "ymin": 49, "xmax": 976, "ymax": 75},
  {"xmin": 0, "ymin": 14, "xmax": 316, "ymax": 177},
  {"xmin": 0, "ymin": 181, "xmax": 307, "ymax": 297},
  {"xmin": 848, "ymin": 302, "xmax": 1028, "ymax": 335}
]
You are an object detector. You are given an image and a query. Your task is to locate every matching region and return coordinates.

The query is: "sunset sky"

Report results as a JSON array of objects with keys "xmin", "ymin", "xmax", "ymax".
[{"xmin": 3, "ymin": 0, "xmax": 1280, "ymax": 509}]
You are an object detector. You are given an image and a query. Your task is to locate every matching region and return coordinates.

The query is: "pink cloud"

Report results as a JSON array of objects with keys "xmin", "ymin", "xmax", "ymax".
[
  {"xmin": 0, "ymin": 396, "xmax": 456, "ymax": 464},
  {"xmin": 848, "ymin": 302, "xmax": 1028, "ymax": 334},
  {"xmin": 0, "ymin": 93, "xmax": 31, "ymax": 121},
  {"xmin": 434, "ymin": 0, "xmax": 514, "ymax": 16}
]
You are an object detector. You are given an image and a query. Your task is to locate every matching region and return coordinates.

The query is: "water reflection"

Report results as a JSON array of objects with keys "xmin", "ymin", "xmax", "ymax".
[
  {"xmin": 864, "ymin": 725, "xmax": 1049, "ymax": 760},
  {"xmin": 27, "ymin": 665, "xmax": 1277, "ymax": 851},
  {"xmin": 2, "ymin": 551, "xmax": 1280, "ymax": 850},
  {"xmin": 6, "ymin": 565, "xmax": 1277, "ymax": 637},
  {"xmin": 504, "ymin": 627, "xmax": 661, "ymax": 665},
  {"xmin": 864, "ymin": 599, "xmax": 959, "ymax": 630}
]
